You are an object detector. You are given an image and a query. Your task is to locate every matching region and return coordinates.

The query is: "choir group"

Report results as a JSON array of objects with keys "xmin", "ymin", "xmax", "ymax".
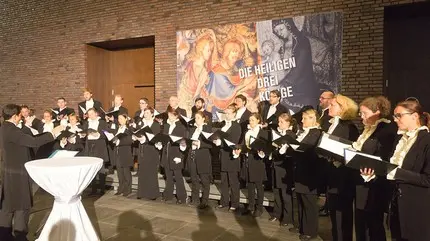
[{"xmin": 1, "ymin": 88, "xmax": 430, "ymax": 241}]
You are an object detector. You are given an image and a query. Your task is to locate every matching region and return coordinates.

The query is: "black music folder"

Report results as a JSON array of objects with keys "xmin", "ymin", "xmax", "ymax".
[
  {"xmin": 344, "ymin": 148, "xmax": 398, "ymax": 176},
  {"xmin": 317, "ymin": 132, "xmax": 352, "ymax": 158},
  {"xmin": 271, "ymin": 129, "xmax": 300, "ymax": 147},
  {"xmin": 100, "ymin": 107, "xmax": 119, "ymax": 119},
  {"xmin": 249, "ymin": 136, "xmax": 276, "ymax": 154},
  {"xmin": 201, "ymin": 130, "xmax": 229, "ymax": 141}
]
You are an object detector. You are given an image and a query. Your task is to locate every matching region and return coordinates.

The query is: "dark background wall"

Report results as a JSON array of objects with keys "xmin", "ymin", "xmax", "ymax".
[{"xmin": 0, "ymin": 0, "xmax": 424, "ymax": 115}]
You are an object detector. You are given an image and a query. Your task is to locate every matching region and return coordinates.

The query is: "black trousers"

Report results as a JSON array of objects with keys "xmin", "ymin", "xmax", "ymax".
[
  {"xmin": 220, "ymin": 171, "xmax": 240, "ymax": 208},
  {"xmin": 91, "ymin": 172, "xmax": 107, "ymax": 193},
  {"xmin": 163, "ymin": 169, "xmax": 186, "ymax": 202},
  {"xmin": 247, "ymin": 181, "xmax": 264, "ymax": 211},
  {"xmin": 0, "ymin": 209, "xmax": 29, "ymax": 241},
  {"xmin": 327, "ymin": 192, "xmax": 354, "ymax": 241},
  {"xmin": 297, "ymin": 193, "xmax": 318, "ymax": 237},
  {"xmin": 117, "ymin": 166, "xmax": 132, "ymax": 195},
  {"xmin": 273, "ymin": 188, "xmax": 294, "ymax": 224},
  {"xmin": 355, "ymin": 208, "xmax": 386, "ymax": 241},
  {"xmin": 189, "ymin": 162, "xmax": 211, "ymax": 205}
]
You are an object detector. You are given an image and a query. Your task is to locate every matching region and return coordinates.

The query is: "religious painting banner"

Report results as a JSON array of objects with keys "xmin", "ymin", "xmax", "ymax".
[{"xmin": 177, "ymin": 12, "xmax": 343, "ymax": 119}]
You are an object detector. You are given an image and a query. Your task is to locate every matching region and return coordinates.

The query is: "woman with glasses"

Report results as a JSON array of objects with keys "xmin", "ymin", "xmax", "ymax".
[
  {"xmin": 362, "ymin": 100, "xmax": 430, "ymax": 241},
  {"xmin": 353, "ymin": 96, "xmax": 397, "ymax": 241}
]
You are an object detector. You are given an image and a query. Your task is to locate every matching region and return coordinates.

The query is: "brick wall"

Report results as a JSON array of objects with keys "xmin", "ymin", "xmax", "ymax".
[{"xmin": 0, "ymin": 0, "xmax": 424, "ymax": 116}]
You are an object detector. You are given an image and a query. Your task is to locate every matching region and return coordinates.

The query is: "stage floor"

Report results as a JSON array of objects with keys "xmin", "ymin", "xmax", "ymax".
[
  {"xmin": 106, "ymin": 171, "xmax": 275, "ymax": 207},
  {"xmin": 29, "ymin": 188, "xmax": 327, "ymax": 241}
]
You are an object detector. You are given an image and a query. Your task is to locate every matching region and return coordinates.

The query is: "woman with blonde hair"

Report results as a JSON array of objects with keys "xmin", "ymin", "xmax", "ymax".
[
  {"xmin": 325, "ymin": 94, "xmax": 359, "ymax": 241},
  {"xmin": 353, "ymin": 96, "xmax": 397, "ymax": 241},
  {"xmin": 284, "ymin": 109, "xmax": 322, "ymax": 240}
]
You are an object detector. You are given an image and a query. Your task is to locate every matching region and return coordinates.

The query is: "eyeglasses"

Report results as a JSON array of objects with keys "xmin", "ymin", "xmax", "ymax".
[{"xmin": 393, "ymin": 112, "xmax": 414, "ymax": 119}]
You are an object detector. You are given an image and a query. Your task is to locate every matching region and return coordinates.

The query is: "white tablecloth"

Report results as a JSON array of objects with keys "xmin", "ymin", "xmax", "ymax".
[{"xmin": 25, "ymin": 157, "xmax": 103, "ymax": 241}]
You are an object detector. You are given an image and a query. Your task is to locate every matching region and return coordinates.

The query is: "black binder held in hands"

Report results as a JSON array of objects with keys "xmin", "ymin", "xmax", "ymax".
[
  {"xmin": 100, "ymin": 107, "xmax": 120, "ymax": 119},
  {"xmin": 56, "ymin": 130, "xmax": 76, "ymax": 140},
  {"xmin": 249, "ymin": 136, "xmax": 276, "ymax": 154},
  {"xmin": 133, "ymin": 126, "xmax": 152, "ymax": 137},
  {"xmin": 344, "ymin": 148, "xmax": 398, "ymax": 176},
  {"xmin": 201, "ymin": 130, "xmax": 229, "ymax": 141},
  {"xmin": 271, "ymin": 129, "xmax": 300, "ymax": 147},
  {"xmin": 148, "ymin": 133, "xmax": 171, "ymax": 145},
  {"xmin": 316, "ymin": 132, "xmax": 352, "ymax": 158}
]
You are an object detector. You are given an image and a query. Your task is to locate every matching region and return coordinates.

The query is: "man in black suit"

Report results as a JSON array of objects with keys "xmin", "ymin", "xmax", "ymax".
[
  {"xmin": 234, "ymin": 94, "xmax": 251, "ymax": 143},
  {"xmin": 52, "ymin": 97, "xmax": 75, "ymax": 124},
  {"xmin": 0, "ymin": 104, "xmax": 64, "ymax": 241},
  {"xmin": 19, "ymin": 105, "xmax": 43, "ymax": 131},
  {"xmin": 158, "ymin": 96, "xmax": 187, "ymax": 124},
  {"xmin": 318, "ymin": 90, "xmax": 334, "ymax": 131},
  {"xmin": 191, "ymin": 98, "xmax": 212, "ymax": 125},
  {"xmin": 262, "ymin": 90, "xmax": 289, "ymax": 129},
  {"xmin": 105, "ymin": 94, "xmax": 128, "ymax": 174},
  {"xmin": 317, "ymin": 90, "xmax": 334, "ymax": 217},
  {"xmin": 78, "ymin": 89, "xmax": 103, "ymax": 121}
]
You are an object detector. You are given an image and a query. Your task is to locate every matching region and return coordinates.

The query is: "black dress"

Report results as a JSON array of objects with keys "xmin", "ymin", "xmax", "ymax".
[
  {"xmin": 389, "ymin": 129, "xmax": 430, "ymax": 241},
  {"xmin": 136, "ymin": 121, "xmax": 161, "ymax": 199}
]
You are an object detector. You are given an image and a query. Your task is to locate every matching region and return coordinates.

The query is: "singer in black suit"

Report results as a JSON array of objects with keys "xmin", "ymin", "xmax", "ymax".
[
  {"xmin": 353, "ymin": 97, "xmax": 397, "ymax": 241},
  {"xmin": 238, "ymin": 113, "xmax": 268, "ymax": 217},
  {"xmin": 325, "ymin": 95, "xmax": 359, "ymax": 241},
  {"xmin": 269, "ymin": 113, "xmax": 297, "ymax": 226},
  {"xmin": 216, "ymin": 105, "xmax": 242, "ymax": 212},
  {"xmin": 158, "ymin": 109, "xmax": 187, "ymax": 204},
  {"xmin": 362, "ymin": 100, "xmax": 430, "ymax": 241},
  {"xmin": 78, "ymin": 89, "xmax": 103, "ymax": 121},
  {"xmin": 287, "ymin": 109, "xmax": 322, "ymax": 241},
  {"xmin": 261, "ymin": 90, "xmax": 289, "ymax": 129},
  {"xmin": 52, "ymin": 97, "xmax": 75, "ymax": 122},
  {"xmin": 234, "ymin": 95, "xmax": 251, "ymax": 143},
  {"xmin": 83, "ymin": 108, "xmax": 110, "ymax": 196},
  {"xmin": 186, "ymin": 111, "xmax": 213, "ymax": 209}
]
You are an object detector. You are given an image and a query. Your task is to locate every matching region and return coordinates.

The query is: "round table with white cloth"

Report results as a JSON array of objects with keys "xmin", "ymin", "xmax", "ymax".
[{"xmin": 25, "ymin": 157, "xmax": 103, "ymax": 241}]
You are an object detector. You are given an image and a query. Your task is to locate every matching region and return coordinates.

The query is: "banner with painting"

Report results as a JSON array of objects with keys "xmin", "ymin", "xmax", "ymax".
[{"xmin": 176, "ymin": 12, "xmax": 343, "ymax": 120}]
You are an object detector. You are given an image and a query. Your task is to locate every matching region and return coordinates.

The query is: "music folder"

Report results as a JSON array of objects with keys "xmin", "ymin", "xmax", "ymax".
[
  {"xmin": 317, "ymin": 132, "xmax": 352, "ymax": 158},
  {"xmin": 344, "ymin": 148, "xmax": 398, "ymax": 176},
  {"xmin": 49, "ymin": 150, "xmax": 79, "ymax": 158},
  {"xmin": 56, "ymin": 130, "xmax": 76, "ymax": 140},
  {"xmin": 100, "ymin": 107, "xmax": 119, "ymax": 119},
  {"xmin": 133, "ymin": 126, "xmax": 152, "ymax": 137},
  {"xmin": 149, "ymin": 133, "xmax": 170, "ymax": 145},
  {"xmin": 201, "ymin": 130, "xmax": 229, "ymax": 141},
  {"xmin": 249, "ymin": 136, "xmax": 275, "ymax": 154},
  {"xmin": 271, "ymin": 130, "xmax": 300, "ymax": 147}
]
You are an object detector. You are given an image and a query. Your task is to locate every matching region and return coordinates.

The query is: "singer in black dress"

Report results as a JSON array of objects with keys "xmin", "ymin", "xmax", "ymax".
[{"xmin": 135, "ymin": 107, "xmax": 162, "ymax": 200}]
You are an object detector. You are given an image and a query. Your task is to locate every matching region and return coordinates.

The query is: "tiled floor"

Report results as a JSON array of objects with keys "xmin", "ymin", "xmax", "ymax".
[{"xmin": 28, "ymin": 188, "xmax": 332, "ymax": 241}]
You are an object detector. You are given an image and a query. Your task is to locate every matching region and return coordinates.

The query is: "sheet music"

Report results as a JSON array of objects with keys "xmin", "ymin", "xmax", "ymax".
[
  {"xmin": 344, "ymin": 148, "xmax": 382, "ymax": 165},
  {"xmin": 49, "ymin": 150, "xmax": 79, "ymax": 159},
  {"xmin": 28, "ymin": 126, "xmax": 40, "ymax": 135},
  {"xmin": 224, "ymin": 139, "xmax": 235, "ymax": 147},
  {"xmin": 201, "ymin": 131, "xmax": 213, "ymax": 139},
  {"xmin": 79, "ymin": 105, "xmax": 87, "ymax": 114},
  {"xmin": 146, "ymin": 132, "xmax": 155, "ymax": 141},
  {"xmin": 318, "ymin": 132, "xmax": 352, "ymax": 157},
  {"xmin": 170, "ymin": 135, "xmax": 182, "ymax": 142},
  {"xmin": 180, "ymin": 114, "xmax": 193, "ymax": 123},
  {"xmin": 271, "ymin": 130, "xmax": 281, "ymax": 141},
  {"xmin": 51, "ymin": 109, "xmax": 59, "ymax": 115}
]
